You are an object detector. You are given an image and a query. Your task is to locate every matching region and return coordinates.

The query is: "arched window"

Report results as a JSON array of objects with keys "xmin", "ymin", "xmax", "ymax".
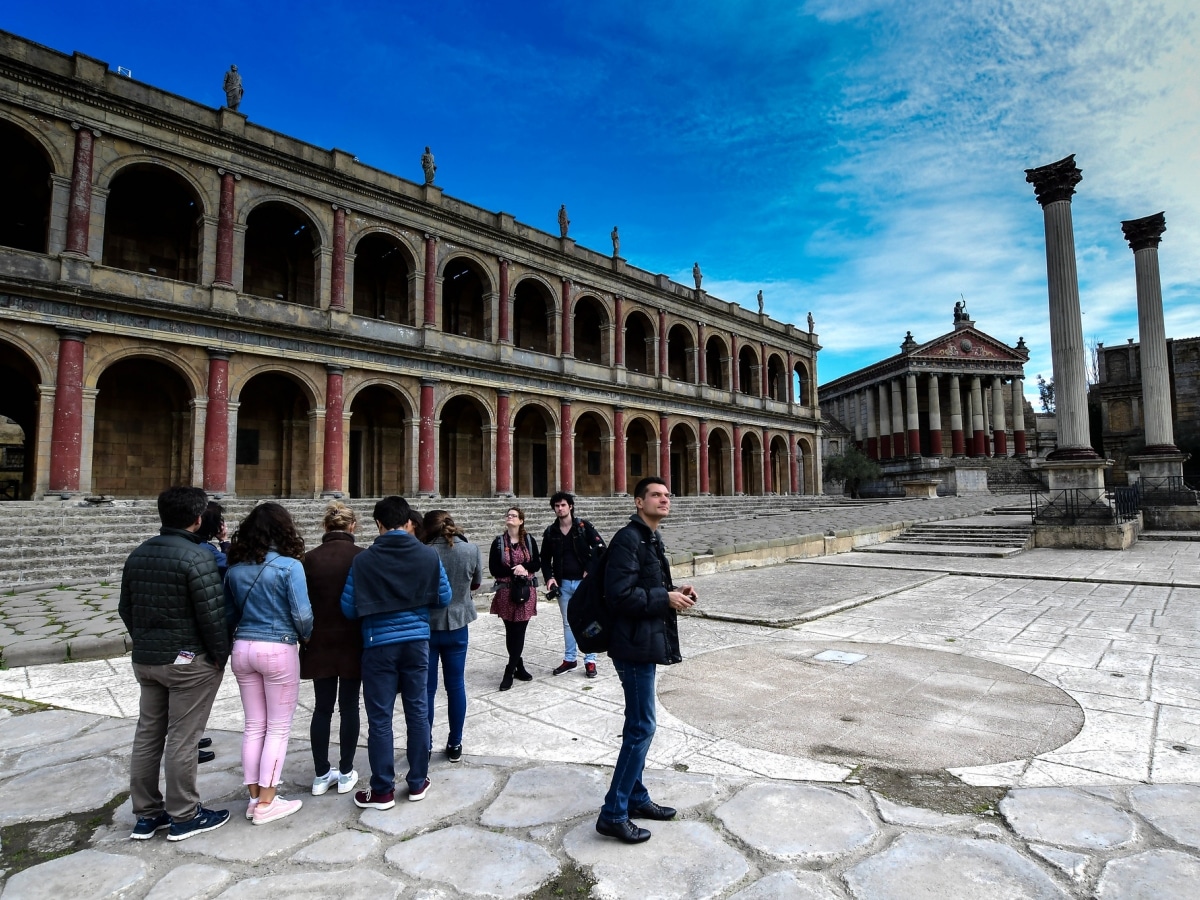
[
  {"xmin": 102, "ymin": 165, "xmax": 201, "ymax": 282},
  {"xmin": 353, "ymin": 234, "xmax": 412, "ymax": 324},
  {"xmin": 243, "ymin": 203, "xmax": 318, "ymax": 305},
  {"xmin": 0, "ymin": 121, "xmax": 53, "ymax": 253}
]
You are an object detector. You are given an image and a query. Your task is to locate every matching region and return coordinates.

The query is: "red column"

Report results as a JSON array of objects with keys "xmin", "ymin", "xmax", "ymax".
[
  {"xmin": 762, "ymin": 427, "xmax": 772, "ymax": 493},
  {"xmin": 561, "ymin": 279, "xmax": 573, "ymax": 357},
  {"xmin": 214, "ymin": 170, "xmax": 236, "ymax": 286},
  {"xmin": 658, "ymin": 310, "xmax": 667, "ymax": 376},
  {"xmin": 659, "ymin": 414, "xmax": 671, "ymax": 489},
  {"xmin": 496, "ymin": 390, "xmax": 512, "ymax": 495},
  {"xmin": 994, "ymin": 429, "xmax": 1008, "ymax": 457},
  {"xmin": 423, "ymin": 234, "xmax": 438, "ymax": 328},
  {"xmin": 419, "ymin": 379, "xmax": 436, "ymax": 493},
  {"xmin": 49, "ymin": 328, "xmax": 89, "ymax": 493},
  {"xmin": 614, "ymin": 297, "xmax": 625, "ymax": 367},
  {"xmin": 322, "ymin": 367, "xmax": 344, "ymax": 495},
  {"xmin": 202, "ymin": 351, "xmax": 231, "ymax": 492},
  {"xmin": 1014, "ymin": 429, "xmax": 1027, "ymax": 457},
  {"xmin": 65, "ymin": 125, "xmax": 96, "ymax": 255},
  {"xmin": 698, "ymin": 420, "xmax": 710, "ymax": 494},
  {"xmin": 733, "ymin": 424, "xmax": 744, "ymax": 493},
  {"xmin": 867, "ymin": 436, "xmax": 879, "ymax": 459},
  {"xmin": 560, "ymin": 399, "xmax": 574, "ymax": 492},
  {"xmin": 498, "ymin": 259, "xmax": 511, "ymax": 344},
  {"xmin": 789, "ymin": 431, "xmax": 800, "ymax": 494},
  {"xmin": 731, "ymin": 334, "xmax": 740, "ymax": 393},
  {"xmin": 330, "ymin": 207, "xmax": 347, "ymax": 310},
  {"xmin": 760, "ymin": 342, "xmax": 769, "ymax": 397},
  {"xmin": 613, "ymin": 407, "xmax": 627, "ymax": 494},
  {"xmin": 697, "ymin": 322, "xmax": 707, "ymax": 385}
]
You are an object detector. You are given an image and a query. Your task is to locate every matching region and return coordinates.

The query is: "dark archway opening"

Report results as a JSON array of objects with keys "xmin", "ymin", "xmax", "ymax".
[
  {"xmin": 708, "ymin": 429, "xmax": 730, "ymax": 496},
  {"xmin": 442, "ymin": 259, "xmax": 487, "ymax": 341},
  {"xmin": 667, "ymin": 325, "xmax": 694, "ymax": 383},
  {"xmin": 349, "ymin": 385, "xmax": 409, "ymax": 498},
  {"xmin": 243, "ymin": 203, "xmax": 317, "ymax": 305},
  {"xmin": 624, "ymin": 312, "xmax": 654, "ymax": 375},
  {"xmin": 573, "ymin": 297, "xmax": 605, "ymax": 364},
  {"xmin": 0, "ymin": 121, "xmax": 52, "ymax": 254},
  {"xmin": 235, "ymin": 373, "xmax": 312, "ymax": 497},
  {"xmin": 705, "ymin": 337, "xmax": 726, "ymax": 390},
  {"xmin": 0, "ymin": 343, "xmax": 40, "ymax": 500},
  {"xmin": 626, "ymin": 419, "xmax": 654, "ymax": 483},
  {"xmin": 739, "ymin": 346, "xmax": 758, "ymax": 396},
  {"xmin": 439, "ymin": 396, "xmax": 487, "ymax": 497},
  {"xmin": 513, "ymin": 279, "xmax": 552, "ymax": 354},
  {"xmin": 669, "ymin": 424, "xmax": 696, "ymax": 496},
  {"xmin": 574, "ymin": 412, "xmax": 609, "ymax": 496},
  {"xmin": 102, "ymin": 166, "xmax": 201, "ymax": 282},
  {"xmin": 513, "ymin": 405, "xmax": 551, "ymax": 497},
  {"xmin": 353, "ymin": 234, "xmax": 412, "ymax": 325}
]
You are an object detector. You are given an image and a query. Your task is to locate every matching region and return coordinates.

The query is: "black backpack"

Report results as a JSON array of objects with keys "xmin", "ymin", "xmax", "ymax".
[{"xmin": 567, "ymin": 547, "xmax": 612, "ymax": 654}]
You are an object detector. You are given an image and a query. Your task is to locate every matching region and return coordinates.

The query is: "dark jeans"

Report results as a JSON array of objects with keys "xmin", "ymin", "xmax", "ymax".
[
  {"xmin": 427, "ymin": 627, "xmax": 469, "ymax": 747},
  {"xmin": 361, "ymin": 641, "xmax": 430, "ymax": 795},
  {"xmin": 600, "ymin": 658, "xmax": 656, "ymax": 823},
  {"xmin": 503, "ymin": 619, "xmax": 528, "ymax": 663},
  {"xmin": 310, "ymin": 675, "xmax": 361, "ymax": 777}
]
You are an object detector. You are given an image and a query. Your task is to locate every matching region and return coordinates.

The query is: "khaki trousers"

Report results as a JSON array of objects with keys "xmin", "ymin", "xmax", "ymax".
[{"xmin": 129, "ymin": 654, "xmax": 224, "ymax": 820}]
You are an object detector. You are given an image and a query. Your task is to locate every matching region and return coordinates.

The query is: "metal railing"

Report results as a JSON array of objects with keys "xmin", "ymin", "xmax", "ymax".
[
  {"xmin": 1137, "ymin": 476, "xmax": 1199, "ymax": 507},
  {"xmin": 1029, "ymin": 486, "xmax": 1141, "ymax": 525}
]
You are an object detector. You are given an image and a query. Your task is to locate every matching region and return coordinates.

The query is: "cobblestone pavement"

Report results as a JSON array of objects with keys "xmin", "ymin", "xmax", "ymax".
[{"xmin": 2, "ymin": 535, "xmax": 1200, "ymax": 897}]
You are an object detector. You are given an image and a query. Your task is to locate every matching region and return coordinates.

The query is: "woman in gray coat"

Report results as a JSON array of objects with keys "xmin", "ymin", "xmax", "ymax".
[{"xmin": 422, "ymin": 509, "xmax": 482, "ymax": 762}]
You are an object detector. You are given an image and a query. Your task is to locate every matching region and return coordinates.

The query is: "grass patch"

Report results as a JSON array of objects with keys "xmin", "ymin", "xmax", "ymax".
[
  {"xmin": 527, "ymin": 863, "xmax": 596, "ymax": 900},
  {"xmin": 0, "ymin": 792, "xmax": 128, "ymax": 876}
]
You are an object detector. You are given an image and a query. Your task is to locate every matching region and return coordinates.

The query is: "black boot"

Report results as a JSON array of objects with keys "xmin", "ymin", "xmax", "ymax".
[
  {"xmin": 513, "ymin": 658, "xmax": 533, "ymax": 682},
  {"xmin": 499, "ymin": 664, "xmax": 515, "ymax": 691}
]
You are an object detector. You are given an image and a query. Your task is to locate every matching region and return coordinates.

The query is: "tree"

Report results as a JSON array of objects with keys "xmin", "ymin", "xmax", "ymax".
[
  {"xmin": 823, "ymin": 446, "xmax": 881, "ymax": 499},
  {"xmin": 1037, "ymin": 374, "xmax": 1055, "ymax": 414}
]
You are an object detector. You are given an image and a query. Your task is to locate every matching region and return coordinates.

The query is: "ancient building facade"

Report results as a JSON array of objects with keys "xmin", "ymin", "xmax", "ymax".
[{"xmin": 0, "ymin": 32, "xmax": 820, "ymax": 501}]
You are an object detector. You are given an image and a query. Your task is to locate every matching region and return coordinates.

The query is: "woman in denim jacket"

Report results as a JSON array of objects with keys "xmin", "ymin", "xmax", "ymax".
[{"xmin": 226, "ymin": 503, "xmax": 313, "ymax": 826}]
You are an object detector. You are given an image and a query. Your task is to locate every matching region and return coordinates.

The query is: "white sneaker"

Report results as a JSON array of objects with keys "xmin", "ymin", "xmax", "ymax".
[
  {"xmin": 337, "ymin": 769, "xmax": 359, "ymax": 794},
  {"xmin": 312, "ymin": 769, "xmax": 340, "ymax": 796},
  {"xmin": 246, "ymin": 798, "xmax": 258, "ymax": 820}
]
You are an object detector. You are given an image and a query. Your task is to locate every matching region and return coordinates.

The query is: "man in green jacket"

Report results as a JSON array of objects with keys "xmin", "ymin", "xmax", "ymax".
[{"xmin": 119, "ymin": 486, "xmax": 231, "ymax": 842}]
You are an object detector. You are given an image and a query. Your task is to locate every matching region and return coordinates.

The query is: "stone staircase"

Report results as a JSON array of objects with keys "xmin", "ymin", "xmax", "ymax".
[
  {"xmin": 0, "ymin": 493, "xmax": 844, "ymax": 588},
  {"xmin": 983, "ymin": 456, "xmax": 1045, "ymax": 494},
  {"xmin": 861, "ymin": 515, "xmax": 1034, "ymax": 558}
]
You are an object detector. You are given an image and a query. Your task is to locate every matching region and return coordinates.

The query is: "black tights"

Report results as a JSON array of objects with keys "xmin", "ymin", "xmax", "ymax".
[
  {"xmin": 503, "ymin": 619, "xmax": 529, "ymax": 665},
  {"xmin": 310, "ymin": 675, "xmax": 361, "ymax": 777}
]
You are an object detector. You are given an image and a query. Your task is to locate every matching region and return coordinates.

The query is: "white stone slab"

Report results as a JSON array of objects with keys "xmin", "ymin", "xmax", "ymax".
[
  {"xmin": 999, "ymin": 788, "xmax": 1137, "ymax": 850},
  {"xmin": 716, "ymin": 782, "xmax": 877, "ymax": 862},
  {"xmin": 359, "ymin": 765, "xmax": 495, "ymax": 837},
  {"xmin": 385, "ymin": 825, "xmax": 558, "ymax": 898},
  {"xmin": 290, "ymin": 830, "xmax": 379, "ymax": 864},
  {"xmin": 1095, "ymin": 849, "xmax": 1200, "ymax": 900},
  {"xmin": 174, "ymin": 793, "xmax": 356, "ymax": 862},
  {"xmin": 481, "ymin": 763, "xmax": 606, "ymax": 827},
  {"xmin": 0, "ymin": 757, "xmax": 125, "ymax": 826},
  {"xmin": 214, "ymin": 869, "xmax": 401, "ymax": 899},
  {"xmin": 0, "ymin": 849, "xmax": 146, "ymax": 900},
  {"xmin": 144, "ymin": 863, "xmax": 233, "ymax": 900},
  {"xmin": 728, "ymin": 870, "xmax": 842, "ymax": 899},
  {"xmin": 1129, "ymin": 784, "xmax": 1200, "ymax": 850}
]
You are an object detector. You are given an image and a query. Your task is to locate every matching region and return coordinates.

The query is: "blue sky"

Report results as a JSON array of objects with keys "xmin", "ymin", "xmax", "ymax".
[{"xmin": 7, "ymin": 1, "xmax": 1199, "ymax": 398}]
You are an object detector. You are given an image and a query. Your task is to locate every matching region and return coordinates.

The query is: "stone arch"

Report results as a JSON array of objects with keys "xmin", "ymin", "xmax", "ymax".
[
  {"xmin": 0, "ymin": 118, "xmax": 57, "ymax": 254},
  {"xmin": 230, "ymin": 363, "xmax": 321, "ymax": 410},
  {"xmin": 0, "ymin": 338, "xmax": 45, "ymax": 500},
  {"xmin": 348, "ymin": 382, "xmax": 413, "ymax": 498},
  {"xmin": 85, "ymin": 345, "xmax": 204, "ymax": 398},
  {"xmin": 624, "ymin": 414, "xmax": 658, "ymax": 481},
  {"xmin": 574, "ymin": 409, "xmax": 611, "ymax": 496},
  {"xmin": 704, "ymin": 334, "xmax": 728, "ymax": 390},
  {"xmin": 668, "ymin": 421, "xmax": 698, "ymax": 496},
  {"xmin": 0, "ymin": 113, "xmax": 66, "ymax": 174},
  {"xmin": 667, "ymin": 323, "xmax": 696, "ymax": 383},
  {"xmin": 100, "ymin": 162, "xmax": 204, "ymax": 283},
  {"xmin": 441, "ymin": 255, "xmax": 492, "ymax": 341},
  {"xmin": 242, "ymin": 199, "xmax": 322, "ymax": 306},
  {"xmin": 512, "ymin": 399, "xmax": 556, "ymax": 497},
  {"xmin": 769, "ymin": 434, "xmax": 790, "ymax": 493},
  {"xmin": 738, "ymin": 345, "xmax": 760, "ymax": 396},
  {"xmin": 238, "ymin": 193, "xmax": 330, "ymax": 245},
  {"xmin": 439, "ymin": 393, "xmax": 492, "ymax": 497},
  {"xmin": 97, "ymin": 155, "xmax": 212, "ymax": 213},
  {"xmin": 767, "ymin": 353, "xmax": 787, "ymax": 402},
  {"xmin": 706, "ymin": 425, "xmax": 733, "ymax": 496},
  {"xmin": 792, "ymin": 359, "xmax": 811, "ymax": 405},
  {"xmin": 234, "ymin": 369, "xmax": 316, "ymax": 497},
  {"xmin": 572, "ymin": 294, "xmax": 609, "ymax": 365},
  {"xmin": 740, "ymin": 428, "xmax": 764, "ymax": 495},
  {"xmin": 513, "ymin": 276, "xmax": 554, "ymax": 354},
  {"xmin": 623, "ymin": 309, "xmax": 656, "ymax": 375},
  {"xmin": 797, "ymin": 435, "xmax": 816, "ymax": 495},
  {"xmin": 351, "ymin": 230, "xmax": 416, "ymax": 325},
  {"xmin": 93, "ymin": 356, "xmax": 194, "ymax": 496}
]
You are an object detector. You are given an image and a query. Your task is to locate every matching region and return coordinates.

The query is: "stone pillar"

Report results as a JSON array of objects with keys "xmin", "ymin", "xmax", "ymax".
[
  {"xmin": 927, "ymin": 375, "xmax": 944, "ymax": 457},
  {"xmin": 65, "ymin": 125, "xmax": 97, "ymax": 256},
  {"xmin": 613, "ymin": 407, "xmax": 627, "ymax": 494},
  {"xmin": 495, "ymin": 390, "xmax": 512, "ymax": 495},
  {"xmin": 659, "ymin": 415, "xmax": 671, "ymax": 490},
  {"xmin": 614, "ymin": 297, "xmax": 625, "ymax": 367},
  {"xmin": 560, "ymin": 399, "xmax": 574, "ymax": 492},
  {"xmin": 422, "ymin": 234, "xmax": 438, "ymax": 329},
  {"xmin": 329, "ymin": 207, "xmax": 347, "ymax": 310},
  {"xmin": 760, "ymin": 342, "xmax": 769, "ymax": 398},
  {"xmin": 214, "ymin": 170, "xmax": 236, "ymax": 286},
  {"xmin": 970, "ymin": 376, "xmax": 986, "ymax": 457},
  {"xmin": 991, "ymin": 376, "xmax": 1008, "ymax": 457},
  {"xmin": 202, "ymin": 351, "xmax": 231, "ymax": 493},
  {"xmin": 733, "ymin": 424, "xmax": 744, "ymax": 494},
  {"xmin": 1025, "ymin": 155, "xmax": 1100, "ymax": 460},
  {"xmin": 865, "ymin": 388, "xmax": 878, "ymax": 459},
  {"xmin": 658, "ymin": 310, "xmax": 668, "ymax": 376},
  {"xmin": 787, "ymin": 353, "xmax": 796, "ymax": 404},
  {"xmin": 418, "ymin": 379, "xmax": 436, "ymax": 494},
  {"xmin": 498, "ymin": 258, "xmax": 512, "ymax": 345},
  {"xmin": 322, "ymin": 366, "xmax": 345, "ymax": 495},
  {"xmin": 697, "ymin": 322, "xmax": 707, "ymax": 385},
  {"xmin": 890, "ymin": 379, "xmax": 905, "ymax": 458},
  {"xmin": 877, "ymin": 383, "xmax": 892, "ymax": 459},
  {"xmin": 561, "ymin": 279, "xmax": 573, "ymax": 358},
  {"xmin": 762, "ymin": 428, "xmax": 772, "ymax": 493},
  {"xmin": 698, "ymin": 420, "xmax": 710, "ymax": 494},
  {"xmin": 730, "ymin": 334, "xmax": 740, "ymax": 394},
  {"xmin": 790, "ymin": 432, "xmax": 801, "ymax": 494},
  {"xmin": 949, "ymin": 374, "xmax": 965, "ymax": 456},
  {"xmin": 49, "ymin": 328, "xmax": 89, "ymax": 494},
  {"xmin": 905, "ymin": 373, "xmax": 920, "ymax": 456},
  {"xmin": 1012, "ymin": 378, "xmax": 1027, "ymax": 456}
]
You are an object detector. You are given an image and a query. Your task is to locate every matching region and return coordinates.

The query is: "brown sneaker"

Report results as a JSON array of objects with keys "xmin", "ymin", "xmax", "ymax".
[{"xmin": 553, "ymin": 660, "xmax": 578, "ymax": 675}]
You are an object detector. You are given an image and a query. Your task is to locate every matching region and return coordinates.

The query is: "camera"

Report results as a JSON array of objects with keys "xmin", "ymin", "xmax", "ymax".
[{"xmin": 546, "ymin": 585, "xmax": 561, "ymax": 601}]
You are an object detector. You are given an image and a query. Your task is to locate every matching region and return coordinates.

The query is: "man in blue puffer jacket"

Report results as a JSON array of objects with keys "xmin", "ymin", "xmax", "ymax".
[{"xmin": 341, "ymin": 496, "xmax": 450, "ymax": 810}]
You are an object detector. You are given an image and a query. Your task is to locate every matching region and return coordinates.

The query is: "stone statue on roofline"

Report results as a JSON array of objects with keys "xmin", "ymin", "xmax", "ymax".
[
  {"xmin": 223, "ymin": 65, "xmax": 243, "ymax": 111},
  {"xmin": 421, "ymin": 146, "xmax": 437, "ymax": 185},
  {"xmin": 611, "ymin": 226, "xmax": 620, "ymax": 257},
  {"xmin": 954, "ymin": 298, "xmax": 970, "ymax": 323},
  {"xmin": 808, "ymin": 311, "xmax": 815, "ymax": 333},
  {"xmin": 693, "ymin": 262, "xmax": 702, "ymax": 290},
  {"xmin": 757, "ymin": 290, "xmax": 764, "ymax": 314},
  {"xmin": 558, "ymin": 205, "xmax": 570, "ymax": 238}
]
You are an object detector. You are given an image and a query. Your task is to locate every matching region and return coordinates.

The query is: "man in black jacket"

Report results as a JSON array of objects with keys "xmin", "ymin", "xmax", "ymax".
[
  {"xmin": 120, "ymin": 486, "xmax": 230, "ymax": 842},
  {"xmin": 596, "ymin": 476, "xmax": 697, "ymax": 844},
  {"xmin": 541, "ymin": 491, "xmax": 606, "ymax": 677}
]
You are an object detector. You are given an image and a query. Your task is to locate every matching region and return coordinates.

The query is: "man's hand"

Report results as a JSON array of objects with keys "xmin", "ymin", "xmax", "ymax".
[
  {"xmin": 668, "ymin": 590, "xmax": 696, "ymax": 611},
  {"xmin": 546, "ymin": 578, "xmax": 558, "ymax": 590}
]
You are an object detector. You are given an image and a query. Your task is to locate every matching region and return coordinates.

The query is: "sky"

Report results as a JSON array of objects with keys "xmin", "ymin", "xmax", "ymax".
[{"xmin": 7, "ymin": 1, "xmax": 1199, "ymax": 401}]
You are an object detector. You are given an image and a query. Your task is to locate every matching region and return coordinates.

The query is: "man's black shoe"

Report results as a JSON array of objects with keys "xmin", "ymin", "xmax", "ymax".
[
  {"xmin": 198, "ymin": 737, "xmax": 213, "ymax": 749},
  {"xmin": 198, "ymin": 749, "xmax": 215, "ymax": 764},
  {"xmin": 596, "ymin": 816, "xmax": 651, "ymax": 843},
  {"xmin": 630, "ymin": 801, "xmax": 676, "ymax": 821}
]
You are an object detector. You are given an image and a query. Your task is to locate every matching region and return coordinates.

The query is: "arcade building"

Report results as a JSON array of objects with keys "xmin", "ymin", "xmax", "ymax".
[{"xmin": 0, "ymin": 31, "xmax": 821, "ymax": 501}]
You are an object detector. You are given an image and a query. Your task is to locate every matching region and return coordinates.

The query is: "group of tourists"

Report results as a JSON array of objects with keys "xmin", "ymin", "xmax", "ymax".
[{"xmin": 119, "ymin": 477, "xmax": 696, "ymax": 845}]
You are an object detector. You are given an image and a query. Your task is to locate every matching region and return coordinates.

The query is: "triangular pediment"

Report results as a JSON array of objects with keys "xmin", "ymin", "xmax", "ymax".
[{"xmin": 912, "ymin": 327, "xmax": 1026, "ymax": 363}]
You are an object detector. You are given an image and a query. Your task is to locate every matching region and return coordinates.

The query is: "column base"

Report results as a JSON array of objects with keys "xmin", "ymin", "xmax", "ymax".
[{"xmin": 320, "ymin": 490, "xmax": 345, "ymax": 499}]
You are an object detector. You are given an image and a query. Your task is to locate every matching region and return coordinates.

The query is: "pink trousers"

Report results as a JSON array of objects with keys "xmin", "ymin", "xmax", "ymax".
[{"xmin": 232, "ymin": 639, "xmax": 300, "ymax": 788}]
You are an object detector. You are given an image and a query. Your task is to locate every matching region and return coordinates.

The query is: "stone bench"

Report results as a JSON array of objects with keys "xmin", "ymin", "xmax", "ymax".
[{"xmin": 899, "ymin": 479, "xmax": 941, "ymax": 499}]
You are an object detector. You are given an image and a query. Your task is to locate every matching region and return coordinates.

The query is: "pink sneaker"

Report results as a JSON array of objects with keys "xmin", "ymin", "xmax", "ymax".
[
  {"xmin": 252, "ymin": 796, "xmax": 302, "ymax": 825},
  {"xmin": 245, "ymin": 798, "xmax": 258, "ymax": 820}
]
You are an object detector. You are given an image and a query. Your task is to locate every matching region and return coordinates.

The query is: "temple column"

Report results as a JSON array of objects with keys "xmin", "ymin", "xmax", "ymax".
[
  {"xmin": 970, "ymin": 376, "xmax": 986, "ymax": 457},
  {"xmin": 561, "ymin": 279, "xmax": 573, "ymax": 358},
  {"xmin": 698, "ymin": 420, "xmax": 710, "ymax": 494},
  {"xmin": 202, "ymin": 351, "xmax": 231, "ymax": 493},
  {"xmin": 495, "ymin": 390, "xmax": 512, "ymax": 495},
  {"xmin": 422, "ymin": 234, "xmax": 438, "ymax": 329},
  {"xmin": 991, "ymin": 376, "xmax": 1008, "ymax": 456},
  {"xmin": 498, "ymin": 258, "xmax": 511, "ymax": 344},
  {"xmin": 890, "ymin": 378, "xmax": 905, "ymax": 457},
  {"xmin": 214, "ymin": 170, "xmax": 237, "ymax": 286},
  {"xmin": 659, "ymin": 415, "xmax": 671, "ymax": 491},
  {"xmin": 733, "ymin": 424, "xmax": 744, "ymax": 493},
  {"xmin": 613, "ymin": 407, "xmax": 627, "ymax": 494},
  {"xmin": 1011, "ymin": 378, "xmax": 1027, "ymax": 456},
  {"xmin": 49, "ymin": 328, "xmax": 89, "ymax": 494},
  {"xmin": 865, "ymin": 388, "xmax": 878, "ymax": 459},
  {"xmin": 697, "ymin": 322, "xmax": 707, "ymax": 385},
  {"xmin": 877, "ymin": 383, "xmax": 892, "ymax": 458},
  {"xmin": 1025, "ymin": 155, "xmax": 1100, "ymax": 460},
  {"xmin": 322, "ymin": 366, "xmax": 345, "ymax": 495},
  {"xmin": 560, "ymin": 399, "xmax": 574, "ymax": 492},
  {"xmin": 949, "ymin": 374, "xmax": 965, "ymax": 456},
  {"xmin": 329, "ymin": 207, "xmax": 347, "ymax": 310},
  {"xmin": 418, "ymin": 379, "xmax": 436, "ymax": 494},
  {"xmin": 905, "ymin": 373, "xmax": 920, "ymax": 456},
  {"xmin": 927, "ymin": 375, "xmax": 944, "ymax": 457},
  {"xmin": 65, "ymin": 124, "xmax": 97, "ymax": 256},
  {"xmin": 614, "ymin": 297, "xmax": 625, "ymax": 368}
]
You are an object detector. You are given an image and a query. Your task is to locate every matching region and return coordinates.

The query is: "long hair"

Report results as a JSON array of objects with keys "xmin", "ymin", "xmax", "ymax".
[
  {"xmin": 505, "ymin": 506, "xmax": 527, "ymax": 546},
  {"xmin": 228, "ymin": 502, "xmax": 305, "ymax": 564},
  {"xmin": 197, "ymin": 501, "xmax": 224, "ymax": 542},
  {"xmin": 422, "ymin": 509, "xmax": 465, "ymax": 545}
]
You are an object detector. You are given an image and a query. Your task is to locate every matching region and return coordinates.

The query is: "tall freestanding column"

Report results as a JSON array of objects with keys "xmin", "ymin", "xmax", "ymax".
[
  {"xmin": 613, "ymin": 407, "xmax": 627, "ymax": 494},
  {"xmin": 905, "ymin": 373, "xmax": 920, "ymax": 456},
  {"xmin": 495, "ymin": 390, "xmax": 512, "ymax": 495},
  {"xmin": 1011, "ymin": 379, "xmax": 1027, "ymax": 456},
  {"xmin": 970, "ymin": 376, "xmax": 986, "ymax": 457},
  {"xmin": 990, "ymin": 377, "xmax": 1008, "ymax": 456},
  {"xmin": 865, "ymin": 389, "xmax": 878, "ymax": 459},
  {"xmin": 1025, "ymin": 155, "xmax": 1100, "ymax": 460},
  {"xmin": 202, "ymin": 351, "xmax": 231, "ymax": 493},
  {"xmin": 322, "ymin": 366, "xmax": 345, "ymax": 496},
  {"xmin": 49, "ymin": 328, "xmax": 89, "ymax": 495},
  {"xmin": 1121, "ymin": 213, "xmax": 1176, "ymax": 454},
  {"xmin": 877, "ymin": 383, "xmax": 892, "ymax": 459},
  {"xmin": 65, "ymin": 125, "xmax": 97, "ymax": 256},
  {"xmin": 418, "ymin": 379, "xmax": 436, "ymax": 494},
  {"xmin": 927, "ymin": 375, "xmax": 944, "ymax": 456},
  {"xmin": 560, "ymin": 399, "xmax": 574, "ymax": 492},
  {"xmin": 890, "ymin": 378, "xmax": 905, "ymax": 458},
  {"xmin": 949, "ymin": 374, "xmax": 965, "ymax": 456}
]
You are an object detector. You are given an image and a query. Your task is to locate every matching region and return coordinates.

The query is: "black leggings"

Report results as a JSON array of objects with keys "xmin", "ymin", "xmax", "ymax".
[
  {"xmin": 503, "ymin": 619, "xmax": 529, "ymax": 665},
  {"xmin": 310, "ymin": 675, "xmax": 361, "ymax": 776}
]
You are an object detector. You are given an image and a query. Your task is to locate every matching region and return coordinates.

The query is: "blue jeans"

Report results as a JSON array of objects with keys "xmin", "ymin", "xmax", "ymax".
[
  {"xmin": 600, "ymin": 658, "xmax": 656, "ymax": 822},
  {"xmin": 361, "ymin": 640, "xmax": 430, "ymax": 795},
  {"xmin": 557, "ymin": 579, "xmax": 596, "ymax": 664},
  {"xmin": 427, "ymin": 627, "xmax": 469, "ymax": 747}
]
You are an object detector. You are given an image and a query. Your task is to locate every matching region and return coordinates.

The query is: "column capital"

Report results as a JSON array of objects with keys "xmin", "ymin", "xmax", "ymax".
[
  {"xmin": 1121, "ymin": 211, "xmax": 1166, "ymax": 252},
  {"xmin": 70, "ymin": 122, "xmax": 101, "ymax": 137},
  {"xmin": 496, "ymin": 388, "xmax": 511, "ymax": 398},
  {"xmin": 55, "ymin": 326, "xmax": 91, "ymax": 341},
  {"xmin": 325, "ymin": 364, "xmax": 345, "ymax": 376},
  {"xmin": 331, "ymin": 203, "xmax": 350, "ymax": 214},
  {"xmin": 206, "ymin": 348, "xmax": 232, "ymax": 361},
  {"xmin": 497, "ymin": 256, "xmax": 509, "ymax": 265},
  {"xmin": 423, "ymin": 232, "xmax": 438, "ymax": 242},
  {"xmin": 216, "ymin": 168, "xmax": 242, "ymax": 181},
  {"xmin": 1025, "ymin": 154, "xmax": 1082, "ymax": 206},
  {"xmin": 560, "ymin": 397, "xmax": 572, "ymax": 408},
  {"xmin": 419, "ymin": 377, "xmax": 438, "ymax": 388}
]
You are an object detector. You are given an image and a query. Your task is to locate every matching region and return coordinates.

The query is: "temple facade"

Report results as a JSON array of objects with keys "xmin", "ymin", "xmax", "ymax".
[{"xmin": 0, "ymin": 32, "xmax": 821, "ymax": 501}]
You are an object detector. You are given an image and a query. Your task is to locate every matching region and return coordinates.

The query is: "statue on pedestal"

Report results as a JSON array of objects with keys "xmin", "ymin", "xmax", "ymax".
[
  {"xmin": 807, "ymin": 311, "xmax": 815, "ymax": 333},
  {"xmin": 611, "ymin": 226, "xmax": 620, "ymax": 257},
  {"xmin": 223, "ymin": 65, "xmax": 243, "ymax": 111},
  {"xmin": 421, "ymin": 146, "xmax": 437, "ymax": 185},
  {"xmin": 558, "ymin": 205, "xmax": 570, "ymax": 238},
  {"xmin": 954, "ymin": 298, "xmax": 969, "ymax": 323},
  {"xmin": 757, "ymin": 290, "xmax": 764, "ymax": 314},
  {"xmin": 693, "ymin": 262, "xmax": 702, "ymax": 290}
]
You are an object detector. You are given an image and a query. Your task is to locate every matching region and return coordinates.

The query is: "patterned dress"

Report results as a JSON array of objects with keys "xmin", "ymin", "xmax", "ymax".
[{"xmin": 489, "ymin": 534, "xmax": 539, "ymax": 624}]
